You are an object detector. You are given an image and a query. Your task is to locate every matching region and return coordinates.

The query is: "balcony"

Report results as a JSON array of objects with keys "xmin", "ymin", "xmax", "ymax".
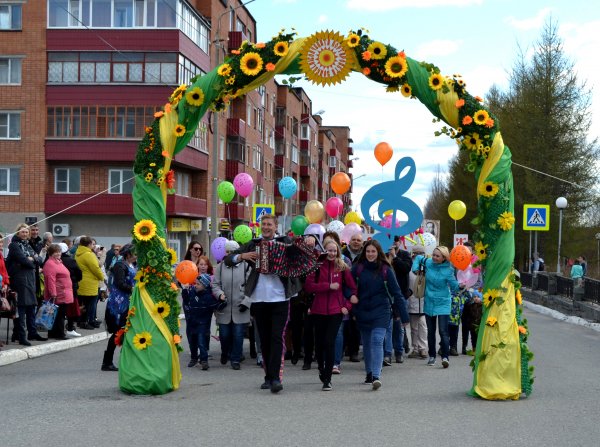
[
  {"xmin": 300, "ymin": 166, "xmax": 310, "ymax": 177},
  {"xmin": 45, "ymin": 193, "xmax": 132, "ymax": 215},
  {"xmin": 226, "ymin": 202, "xmax": 246, "ymax": 221},
  {"xmin": 300, "ymin": 139, "xmax": 310, "ymax": 151},
  {"xmin": 166, "ymin": 195, "xmax": 207, "ymax": 217},
  {"xmin": 275, "ymin": 154, "xmax": 285, "ymax": 168},
  {"xmin": 228, "ymin": 31, "xmax": 247, "ymax": 53},
  {"xmin": 256, "ymin": 171, "xmax": 264, "ymax": 187},
  {"xmin": 348, "ymin": 160, "xmax": 353, "ymax": 168},
  {"xmin": 275, "ymin": 125, "xmax": 285, "ymax": 139},
  {"xmin": 348, "ymin": 146, "xmax": 354, "ymax": 155},
  {"xmin": 226, "ymin": 160, "xmax": 245, "ymax": 178},
  {"xmin": 227, "ymin": 118, "xmax": 246, "ymax": 139}
]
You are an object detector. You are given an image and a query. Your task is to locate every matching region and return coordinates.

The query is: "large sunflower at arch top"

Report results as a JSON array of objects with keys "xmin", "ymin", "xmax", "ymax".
[{"xmin": 299, "ymin": 30, "xmax": 356, "ymax": 86}]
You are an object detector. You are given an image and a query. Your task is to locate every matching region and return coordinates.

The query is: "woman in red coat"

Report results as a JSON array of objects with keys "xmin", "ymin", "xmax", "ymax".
[
  {"xmin": 43, "ymin": 244, "xmax": 74, "ymax": 340},
  {"xmin": 304, "ymin": 240, "xmax": 357, "ymax": 391}
]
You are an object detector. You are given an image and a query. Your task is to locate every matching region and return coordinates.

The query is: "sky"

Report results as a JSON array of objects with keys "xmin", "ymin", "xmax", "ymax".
[{"xmin": 246, "ymin": 0, "xmax": 600, "ymax": 220}]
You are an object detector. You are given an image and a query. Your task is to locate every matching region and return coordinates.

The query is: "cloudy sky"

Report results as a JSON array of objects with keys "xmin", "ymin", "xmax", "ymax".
[{"xmin": 247, "ymin": 0, "xmax": 600, "ymax": 220}]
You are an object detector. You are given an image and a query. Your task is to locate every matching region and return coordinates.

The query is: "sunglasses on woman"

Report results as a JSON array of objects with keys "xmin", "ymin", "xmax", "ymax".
[{"xmin": 192, "ymin": 247, "xmax": 202, "ymax": 251}]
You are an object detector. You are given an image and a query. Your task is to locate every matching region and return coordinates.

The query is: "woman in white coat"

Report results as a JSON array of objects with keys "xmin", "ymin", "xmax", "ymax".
[{"xmin": 211, "ymin": 240, "xmax": 252, "ymax": 370}]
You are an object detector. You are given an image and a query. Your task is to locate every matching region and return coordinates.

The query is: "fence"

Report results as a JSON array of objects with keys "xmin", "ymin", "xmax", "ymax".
[{"xmin": 520, "ymin": 271, "xmax": 600, "ymax": 304}]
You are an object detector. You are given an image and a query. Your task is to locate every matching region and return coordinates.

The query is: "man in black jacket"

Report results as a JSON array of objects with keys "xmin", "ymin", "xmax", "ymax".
[
  {"xmin": 388, "ymin": 237, "xmax": 412, "ymax": 363},
  {"xmin": 224, "ymin": 214, "xmax": 302, "ymax": 394}
]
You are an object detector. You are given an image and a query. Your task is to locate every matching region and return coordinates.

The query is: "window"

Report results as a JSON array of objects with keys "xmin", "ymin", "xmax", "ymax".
[
  {"xmin": 291, "ymin": 145, "xmax": 299, "ymax": 164},
  {"xmin": 0, "ymin": 57, "xmax": 22, "ymax": 84},
  {"xmin": 108, "ymin": 169, "xmax": 134, "ymax": 194},
  {"xmin": 189, "ymin": 121, "xmax": 208, "ymax": 152},
  {"xmin": 176, "ymin": 172, "xmax": 189, "ymax": 196},
  {"xmin": 55, "ymin": 168, "xmax": 81, "ymax": 193},
  {"xmin": 0, "ymin": 4, "xmax": 22, "ymax": 30},
  {"xmin": 219, "ymin": 136, "xmax": 225, "ymax": 161},
  {"xmin": 329, "ymin": 156, "xmax": 337, "ymax": 168},
  {"xmin": 0, "ymin": 167, "xmax": 20, "ymax": 194},
  {"xmin": 301, "ymin": 124, "xmax": 310, "ymax": 140},
  {"xmin": 0, "ymin": 111, "xmax": 20, "ymax": 139}
]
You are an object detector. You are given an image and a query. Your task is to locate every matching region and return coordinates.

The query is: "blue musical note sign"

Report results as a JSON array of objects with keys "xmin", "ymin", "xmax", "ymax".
[{"xmin": 360, "ymin": 157, "xmax": 423, "ymax": 251}]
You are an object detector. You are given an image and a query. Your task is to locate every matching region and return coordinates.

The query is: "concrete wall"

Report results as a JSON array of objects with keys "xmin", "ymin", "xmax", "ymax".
[{"xmin": 522, "ymin": 288, "xmax": 600, "ymax": 322}]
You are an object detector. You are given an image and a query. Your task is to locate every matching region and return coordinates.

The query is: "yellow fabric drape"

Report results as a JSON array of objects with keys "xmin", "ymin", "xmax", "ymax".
[
  {"xmin": 158, "ymin": 110, "xmax": 179, "ymax": 203},
  {"xmin": 474, "ymin": 273, "xmax": 521, "ymax": 400},
  {"xmin": 477, "ymin": 131, "xmax": 505, "ymax": 196},
  {"xmin": 232, "ymin": 38, "xmax": 307, "ymax": 98},
  {"xmin": 436, "ymin": 87, "xmax": 459, "ymax": 130},
  {"xmin": 139, "ymin": 284, "xmax": 181, "ymax": 390}
]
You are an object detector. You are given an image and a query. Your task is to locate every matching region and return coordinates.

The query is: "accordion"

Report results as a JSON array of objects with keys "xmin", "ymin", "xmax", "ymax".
[{"xmin": 255, "ymin": 237, "xmax": 318, "ymax": 278}]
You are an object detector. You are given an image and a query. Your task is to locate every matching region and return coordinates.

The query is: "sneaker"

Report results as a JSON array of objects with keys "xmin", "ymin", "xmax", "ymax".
[
  {"xmin": 66, "ymin": 330, "xmax": 81, "ymax": 338},
  {"xmin": 270, "ymin": 380, "xmax": 283, "ymax": 393},
  {"xmin": 442, "ymin": 358, "xmax": 449, "ymax": 368},
  {"xmin": 395, "ymin": 354, "xmax": 404, "ymax": 364},
  {"xmin": 427, "ymin": 357, "xmax": 436, "ymax": 366},
  {"xmin": 364, "ymin": 372, "xmax": 373, "ymax": 384},
  {"xmin": 382, "ymin": 356, "xmax": 392, "ymax": 367},
  {"xmin": 200, "ymin": 361, "xmax": 209, "ymax": 371},
  {"xmin": 332, "ymin": 365, "xmax": 341, "ymax": 375},
  {"xmin": 322, "ymin": 382, "xmax": 332, "ymax": 391},
  {"xmin": 372, "ymin": 378, "xmax": 382, "ymax": 390},
  {"xmin": 318, "ymin": 371, "xmax": 326, "ymax": 384},
  {"xmin": 449, "ymin": 348, "xmax": 459, "ymax": 356},
  {"xmin": 407, "ymin": 351, "xmax": 420, "ymax": 359},
  {"xmin": 231, "ymin": 362, "xmax": 241, "ymax": 370},
  {"xmin": 257, "ymin": 354, "xmax": 263, "ymax": 367},
  {"xmin": 187, "ymin": 359, "xmax": 198, "ymax": 367}
]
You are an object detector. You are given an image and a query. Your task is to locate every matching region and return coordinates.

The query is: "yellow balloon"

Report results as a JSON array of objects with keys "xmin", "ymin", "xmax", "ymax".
[
  {"xmin": 448, "ymin": 200, "xmax": 467, "ymax": 220},
  {"xmin": 304, "ymin": 200, "xmax": 325, "ymax": 224},
  {"xmin": 344, "ymin": 211, "xmax": 362, "ymax": 225},
  {"xmin": 383, "ymin": 209, "xmax": 393, "ymax": 217}
]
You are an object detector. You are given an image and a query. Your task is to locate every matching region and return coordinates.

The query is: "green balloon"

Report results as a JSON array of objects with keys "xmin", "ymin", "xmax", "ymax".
[
  {"xmin": 233, "ymin": 225, "xmax": 253, "ymax": 244},
  {"xmin": 217, "ymin": 181, "xmax": 235, "ymax": 203},
  {"xmin": 291, "ymin": 215, "xmax": 309, "ymax": 236}
]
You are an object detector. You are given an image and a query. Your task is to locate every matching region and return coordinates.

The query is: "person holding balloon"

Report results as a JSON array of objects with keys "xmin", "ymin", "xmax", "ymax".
[
  {"xmin": 183, "ymin": 240, "xmax": 205, "ymax": 269},
  {"xmin": 413, "ymin": 246, "xmax": 460, "ymax": 368}
]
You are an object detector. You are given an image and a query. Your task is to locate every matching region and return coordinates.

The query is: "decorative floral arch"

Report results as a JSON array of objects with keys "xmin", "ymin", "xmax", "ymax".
[{"xmin": 120, "ymin": 29, "xmax": 533, "ymax": 400}]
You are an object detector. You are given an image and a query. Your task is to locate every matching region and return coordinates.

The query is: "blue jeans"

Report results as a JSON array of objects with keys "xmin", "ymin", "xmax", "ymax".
[
  {"xmin": 334, "ymin": 320, "xmax": 344, "ymax": 365},
  {"xmin": 187, "ymin": 316, "xmax": 212, "ymax": 362},
  {"xmin": 384, "ymin": 319, "xmax": 404, "ymax": 357},
  {"xmin": 218, "ymin": 322, "xmax": 248, "ymax": 364},
  {"xmin": 426, "ymin": 314, "xmax": 450, "ymax": 359},
  {"xmin": 88, "ymin": 293, "xmax": 99, "ymax": 324},
  {"xmin": 360, "ymin": 327, "xmax": 387, "ymax": 379}
]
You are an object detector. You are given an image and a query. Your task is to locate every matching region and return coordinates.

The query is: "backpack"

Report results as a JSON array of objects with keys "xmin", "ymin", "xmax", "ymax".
[{"xmin": 538, "ymin": 260, "xmax": 545, "ymax": 271}]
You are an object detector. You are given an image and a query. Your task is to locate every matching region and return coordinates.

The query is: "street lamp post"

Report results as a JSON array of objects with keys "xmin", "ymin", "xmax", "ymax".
[
  {"xmin": 555, "ymin": 196, "xmax": 568, "ymax": 274},
  {"xmin": 595, "ymin": 232, "xmax": 600, "ymax": 278}
]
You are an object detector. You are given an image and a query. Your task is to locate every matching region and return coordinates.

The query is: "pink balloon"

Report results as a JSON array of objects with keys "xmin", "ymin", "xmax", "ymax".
[
  {"xmin": 325, "ymin": 197, "xmax": 344, "ymax": 218},
  {"xmin": 341, "ymin": 223, "xmax": 361, "ymax": 243},
  {"xmin": 233, "ymin": 173, "xmax": 254, "ymax": 198},
  {"xmin": 457, "ymin": 266, "xmax": 479, "ymax": 289},
  {"xmin": 380, "ymin": 215, "xmax": 401, "ymax": 229}
]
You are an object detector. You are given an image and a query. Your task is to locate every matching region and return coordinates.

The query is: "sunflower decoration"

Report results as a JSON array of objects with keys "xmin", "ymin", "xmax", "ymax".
[
  {"xmin": 273, "ymin": 40, "xmax": 289, "ymax": 57},
  {"xmin": 474, "ymin": 241, "xmax": 488, "ymax": 261},
  {"xmin": 346, "ymin": 33, "xmax": 360, "ymax": 48},
  {"xmin": 385, "ymin": 55, "xmax": 408, "ymax": 79},
  {"xmin": 133, "ymin": 219, "xmax": 157, "ymax": 242},
  {"xmin": 486, "ymin": 316, "xmax": 498, "ymax": 327},
  {"xmin": 401, "ymin": 83, "xmax": 412, "ymax": 98},
  {"xmin": 479, "ymin": 181, "xmax": 499, "ymax": 198},
  {"xmin": 185, "ymin": 87, "xmax": 204, "ymax": 107},
  {"xmin": 133, "ymin": 331, "xmax": 153, "ymax": 350},
  {"xmin": 299, "ymin": 30, "xmax": 355, "ymax": 86},
  {"xmin": 174, "ymin": 124, "xmax": 186, "ymax": 137},
  {"xmin": 497, "ymin": 211, "xmax": 516, "ymax": 231},
  {"xmin": 367, "ymin": 41, "xmax": 387, "ymax": 60},
  {"xmin": 167, "ymin": 247, "xmax": 178, "ymax": 265},
  {"xmin": 463, "ymin": 133, "xmax": 482, "ymax": 151},
  {"xmin": 239, "ymin": 52, "xmax": 264, "ymax": 76},
  {"xmin": 428, "ymin": 73, "xmax": 445, "ymax": 91},
  {"xmin": 155, "ymin": 301, "xmax": 171, "ymax": 319},
  {"xmin": 483, "ymin": 289, "xmax": 500, "ymax": 307},
  {"xmin": 217, "ymin": 63, "xmax": 232, "ymax": 77},
  {"xmin": 516, "ymin": 289, "xmax": 523, "ymax": 305},
  {"xmin": 473, "ymin": 109, "xmax": 490, "ymax": 126}
]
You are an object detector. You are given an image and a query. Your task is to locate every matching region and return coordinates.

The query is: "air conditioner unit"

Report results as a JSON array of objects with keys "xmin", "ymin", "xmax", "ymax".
[{"xmin": 52, "ymin": 223, "xmax": 71, "ymax": 237}]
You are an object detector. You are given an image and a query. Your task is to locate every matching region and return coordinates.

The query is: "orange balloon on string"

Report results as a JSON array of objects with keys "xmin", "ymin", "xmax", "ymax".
[
  {"xmin": 175, "ymin": 260, "xmax": 199, "ymax": 285},
  {"xmin": 450, "ymin": 245, "xmax": 471, "ymax": 271},
  {"xmin": 374, "ymin": 142, "xmax": 393, "ymax": 166},
  {"xmin": 331, "ymin": 172, "xmax": 351, "ymax": 195}
]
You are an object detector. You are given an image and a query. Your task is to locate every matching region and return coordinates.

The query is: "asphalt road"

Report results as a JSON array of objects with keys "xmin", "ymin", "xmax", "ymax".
[{"xmin": 2, "ymin": 309, "xmax": 599, "ymax": 447}]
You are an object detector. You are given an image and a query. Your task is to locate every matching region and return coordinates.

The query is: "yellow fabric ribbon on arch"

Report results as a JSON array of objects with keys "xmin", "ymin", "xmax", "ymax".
[
  {"xmin": 477, "ymin": 131, "xmax": 505, "ymax": 195},
  {"xmin": 436, "ymin": 84, "xmax": 460, "ymax": 130},
  {"xmin": 158, "ymin": 109, "xmax": 178, "ymax": 204}
]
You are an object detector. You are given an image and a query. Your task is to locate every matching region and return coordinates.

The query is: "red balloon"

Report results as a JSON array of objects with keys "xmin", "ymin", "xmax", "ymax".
[
  {"xmin": 450, "ymin": 245, "xmax": 471, "ymax": 271},
  {"xmin": 175, "ymin": 260, "xmax": 199, "ymax": 285}
]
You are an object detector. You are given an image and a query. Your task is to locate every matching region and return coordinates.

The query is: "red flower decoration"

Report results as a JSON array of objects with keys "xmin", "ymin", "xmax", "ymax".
[{"xmin": 166, "ymin": 170, "xmax": 175, "ymax": 189}]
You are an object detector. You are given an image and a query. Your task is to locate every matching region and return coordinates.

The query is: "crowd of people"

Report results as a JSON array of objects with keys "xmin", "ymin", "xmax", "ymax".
[{"xmin": 1, "ymin": 218, "xmax": 492, "ymax": 395}]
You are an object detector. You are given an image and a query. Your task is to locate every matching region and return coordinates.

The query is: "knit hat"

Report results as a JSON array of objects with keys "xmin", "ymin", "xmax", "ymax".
[
  {"xmin": 198, "ymin": 273, "xmax": 211, "ymax": 288},
  {"xmin": 225, "ymin": 240, "xmax": 240, "ymax": 253},
  {"xmin": 58, "ymin": 242, "xmax": 69, "ymax": 254}
]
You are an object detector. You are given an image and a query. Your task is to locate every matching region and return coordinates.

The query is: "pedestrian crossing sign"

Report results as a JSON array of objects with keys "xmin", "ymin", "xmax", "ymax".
[{"xmin": 523, "ymin": 204, "xmax": 550, "ymax": 231}]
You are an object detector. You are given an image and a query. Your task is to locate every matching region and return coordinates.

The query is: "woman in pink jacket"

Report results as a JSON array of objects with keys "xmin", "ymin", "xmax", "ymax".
[
  {"xmin": 43, "ymin": 244, "xmax": 74, "ymax": 340},
  {"xmin": 304, "ymin": 240, "xmax": 357, "ymax": 391}
]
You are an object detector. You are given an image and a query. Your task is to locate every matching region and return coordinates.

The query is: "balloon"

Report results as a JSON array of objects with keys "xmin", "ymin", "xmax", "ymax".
[
  {"xmin": 416, "ymin": 232, "xmax": 437, "ymax": 256},
  {"xmin": 331, "ymin": 172, "xmax": 351, "ymax": 195},
  {"xmin": 233, "ymin": 173, "xmax": 254, "ymax": 198},
  {"xmin": 217, "ymin": 181, "xmax": 235, "ymax": 203},
  {"xmin": 278, "ymin": 176, "xmax": 297, "ymax": 199},
  {"xmin": 210, "ymin": 236, "xmax": 228, "ymax": 262},
  {"xmin": 174, "ymin": 260, "xmax": 198, "ymax": 285},
  {"xmin": 325, "ymin": 197, "xmax": 344, "ymax": 218},
  {"xmin": 380, "ymin": 214, "xmax": 401, "ymax": 229},
  {"xmin": 327, "ymin": 220, "xmax": 345, "ymax": 237},
  {"xmin": 448, "ymin": 200, "xmax": 467, "ymax": 220},
  {"xmin": 341, "ymin": 223, "xmax": 361, "ymax": 243},
  {"xmin": 233, "ymin": 225, "xmax": 253, "ymax": 245},
  {"xmin": 291, "ymin": 215, "xmax": 309, "ymax": 235},
  {"xmin": 344, "ymin": 211, "xmax": 362, "ymax": 225},
  {"xmin": 304, "ymin": 200, "xmax": 324, "ymax": 224},
  {"xmin": 457, "ymin": 266, "xmax": 479, "ymax": 288},
  {"xmin": 374, "ymin": 142, "xmax": 393, "ymax": 166},
  {"xmin": 450, "ymin": 244, "xmax": 472, "ymax": 270},
  {"xmin": 304, "ymin": 223, "xmax": 326, "ymax": 242}
]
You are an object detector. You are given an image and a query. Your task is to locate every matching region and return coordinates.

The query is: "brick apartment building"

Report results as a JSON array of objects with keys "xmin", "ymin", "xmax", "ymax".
[{"xmin": 0, "ymin": 0, "xmax": 353, "ymax": 257}]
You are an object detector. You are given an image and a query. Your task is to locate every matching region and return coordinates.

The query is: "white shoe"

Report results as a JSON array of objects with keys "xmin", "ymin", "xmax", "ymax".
[{"xmin": 66, "ymin": 330, "xmax": 82, "ymax": 338}]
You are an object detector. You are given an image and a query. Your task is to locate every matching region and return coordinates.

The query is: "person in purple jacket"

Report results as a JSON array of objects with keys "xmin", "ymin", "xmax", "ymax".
[{"xmin": 304, "ymin": 240, "xmax": 357, "ymax": 391}]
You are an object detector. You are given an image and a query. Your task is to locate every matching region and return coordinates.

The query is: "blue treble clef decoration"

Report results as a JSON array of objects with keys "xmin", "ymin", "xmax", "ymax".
[{"xmin": 360, "ymin": 157, "xmax": 423, "ymax": 252}]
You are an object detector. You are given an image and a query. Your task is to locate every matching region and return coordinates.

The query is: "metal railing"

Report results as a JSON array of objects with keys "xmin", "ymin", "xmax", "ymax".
[
  {"xmin": 537, "ymin": 273, "xmax": 549, "ymax": 291},
  {"xmin": 584, "ymin": 278, "xmax": 600, "ymax": 304},
  {"xmin": 521, "ymin": 272, "xmax": 532, "ymax": 288},
  {"xmin": 520, "ymin": 271, "xmax": 600, "ymax": 304},
  {"xmin": 556, "ymin": 275, "xmax": 574, "ymax": 298}
]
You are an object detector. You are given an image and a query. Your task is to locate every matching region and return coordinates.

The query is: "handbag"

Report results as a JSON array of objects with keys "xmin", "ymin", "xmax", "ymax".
[
  {"xmin": 35, "ymin": 299, "xmax": 59, "ymax": 331},
  {"xmin": 0, "ymin": 288, "xmax": 17, "ymax": 318},
  {"xmin": 413, "ymin": 259, "xmax": 426, "ymax": 299}
]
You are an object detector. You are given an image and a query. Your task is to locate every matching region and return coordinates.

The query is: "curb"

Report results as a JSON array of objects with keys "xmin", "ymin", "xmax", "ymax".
[
  {"xmin": 0, "ymin": 331, "xmax": 109, "ymax": 367},
  {"xmin": 523, "ymin": 300, "xmax": 600, "ymax": 332}
]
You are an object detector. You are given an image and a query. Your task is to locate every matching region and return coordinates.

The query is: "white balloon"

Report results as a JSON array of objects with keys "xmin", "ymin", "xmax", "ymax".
[
  {"xmin": 327, "ymin": 220, "xmax": 345, "ymax": 237},
  {"xmin": 421, "ymin": 232, "xmax": 437, "ymax": 255}
]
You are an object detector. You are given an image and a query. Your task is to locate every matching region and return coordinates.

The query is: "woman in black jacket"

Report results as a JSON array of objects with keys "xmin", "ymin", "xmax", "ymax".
[{"xmin": 59, "ymin": 243, "xmax": 83, "ymax": 337}]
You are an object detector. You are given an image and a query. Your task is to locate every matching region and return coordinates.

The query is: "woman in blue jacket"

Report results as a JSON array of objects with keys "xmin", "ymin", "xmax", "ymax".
[
  {"xmin": 413, "ymin": 246, "xmax": 459, "ymax": 369},
  {"xmin": 352, "ymin": 240, "xmax": 409, "ymax": 390}
]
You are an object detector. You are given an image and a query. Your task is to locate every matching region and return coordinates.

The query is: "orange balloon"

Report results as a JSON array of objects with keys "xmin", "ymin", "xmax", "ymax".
[
  {"xmin": 374, "ymin": 142, "xmax": 393, "ymax": 166},
  {"xmin": 175, "ymin": 260, "xmax": 199, "ymax": 285},
  {"xmin": 331, "ymin": 172, "xmax": 351, "ymax": 195},
  {"xmin": 450, "ymin": 245, "xmax": 471, "ymax": 271}
]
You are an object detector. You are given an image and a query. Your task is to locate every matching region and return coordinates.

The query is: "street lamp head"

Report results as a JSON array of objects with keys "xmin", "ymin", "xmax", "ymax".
[
  {"xmin": 315, "ymin": 109, "xmax": 325, "ymax": 116},
  {"xmin": 555, "ymin": 197, "xmax": 568, "ymax": 209},
  {"xmin": 595, "ymin": 232, "xmax": 600, "ymax": 240}
]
